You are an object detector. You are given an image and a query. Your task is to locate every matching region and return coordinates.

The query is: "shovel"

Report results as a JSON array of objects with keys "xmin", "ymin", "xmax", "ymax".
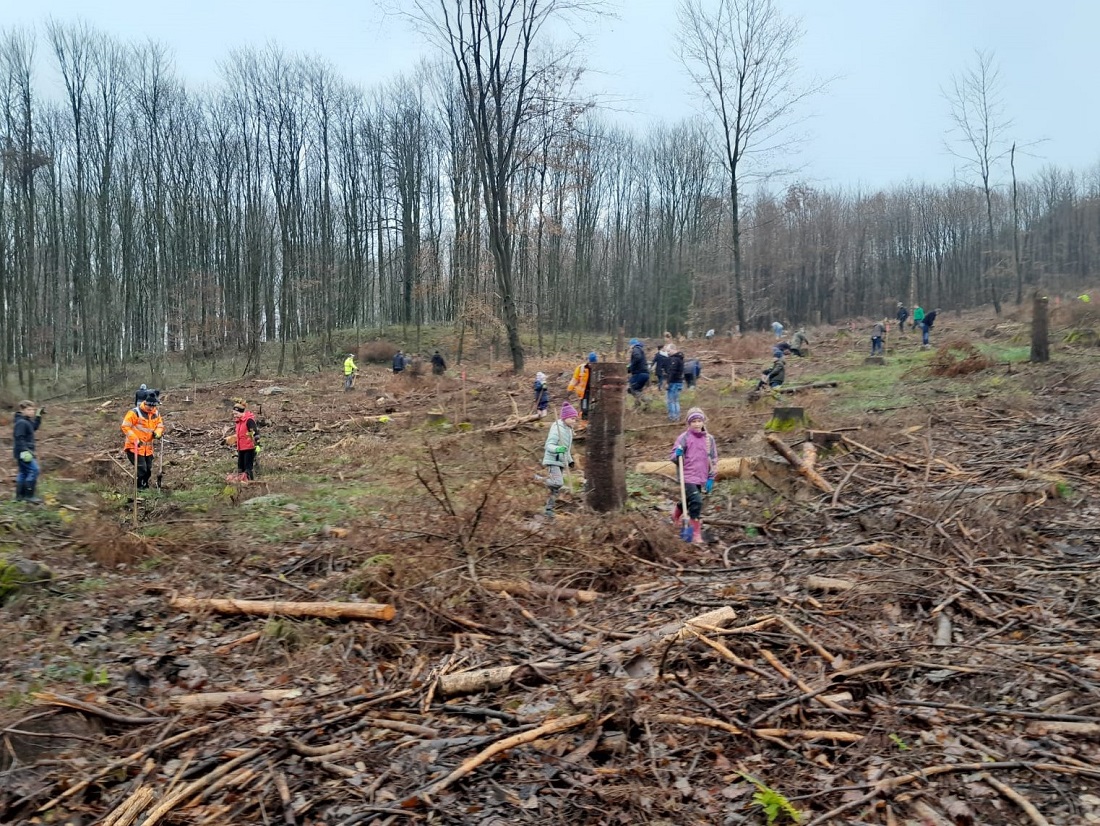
[{"xmin": 677, "ymin": 455, "xmax": 693, "ymax": 542}]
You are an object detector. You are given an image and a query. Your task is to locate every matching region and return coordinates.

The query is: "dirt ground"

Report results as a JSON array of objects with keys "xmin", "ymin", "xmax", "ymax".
[{"xmin": 4, "ymin": 307, "xmax": 1100, "ymax": 825}]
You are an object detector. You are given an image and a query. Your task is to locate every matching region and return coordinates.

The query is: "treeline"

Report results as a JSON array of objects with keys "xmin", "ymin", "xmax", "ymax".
[{"xmin": 1, "ymin": 22, "xmax": 1097, "ymax": 392}]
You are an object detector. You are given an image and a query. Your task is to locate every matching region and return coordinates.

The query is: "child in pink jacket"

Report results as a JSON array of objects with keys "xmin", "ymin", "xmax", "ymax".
[{"xmin": 670, "ymin": 407, "xmax": 718, "ymax": 544}]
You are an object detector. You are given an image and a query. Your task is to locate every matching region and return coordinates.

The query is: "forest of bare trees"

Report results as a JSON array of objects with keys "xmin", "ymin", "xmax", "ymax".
[{"xmin": 2, "ymin": 13, "xmax": 1099, "ymax": 393}]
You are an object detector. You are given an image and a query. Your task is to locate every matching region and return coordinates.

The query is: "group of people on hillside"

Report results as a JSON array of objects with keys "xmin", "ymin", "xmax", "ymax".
[
  {"xmin": 342, "ymin": 349, "xmax": 449, "ymax": 391},
  {"xmin": 894, "ymin": 303, "xmax": 940, "ymax": 347}
]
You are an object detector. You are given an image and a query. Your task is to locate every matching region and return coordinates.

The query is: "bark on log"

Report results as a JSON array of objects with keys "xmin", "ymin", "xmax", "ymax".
[
  {"xmin": 778, "ymin": 381, "xmax": 839, "ymax": 394},
  {"xmin": 765, "ymin": 434, "xmax": 834, "ymax": 493},
  {"xmin": 586, "ymin": 362, "xmax": 627, "ymax": 512},
  {"xmin": 169, "ymin": 595, "xmax": 396, "ymax": 621},
  {"xmin": 634, "ymin": 458, "xmax": 753, "ymax": 481},
  {"xmin": 169, "ymin": 689, "xmax": 303, "ymax": 710},
  {"xmin": 482, "ymin": 579, "xmax": 601, "ymax": 603}
]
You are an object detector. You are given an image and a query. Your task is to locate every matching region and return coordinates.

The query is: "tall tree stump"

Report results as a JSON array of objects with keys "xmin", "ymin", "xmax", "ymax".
[
  {"xmin": 585, "ymin": 362, "xmax": 627, "ymax": 512},
  {"xmin": 1031, "ymin": 290, "xmax": 1050, "ymax": 363}
]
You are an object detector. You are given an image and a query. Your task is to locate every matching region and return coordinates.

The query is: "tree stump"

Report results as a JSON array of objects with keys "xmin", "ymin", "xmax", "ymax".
[
  {"xmin": 863, "ymin": 356, "xmax": 886, "ymax": 365},
  {"xmin": 585, "ymin": 362, "xmax": 627, "ymax": 512},
  {"xmin": 765, "ymin": 407, "xmax": 805, "ymax": 432}
]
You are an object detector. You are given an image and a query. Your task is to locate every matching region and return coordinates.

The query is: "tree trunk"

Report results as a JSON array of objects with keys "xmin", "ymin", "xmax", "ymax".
[
  {"xmin": 1030, "ymin": 290, "xmax": 1050, "ymax": 363},
  {"xmin": 584, "ymin": 361, "xmax": 627, "ymax": 513}
]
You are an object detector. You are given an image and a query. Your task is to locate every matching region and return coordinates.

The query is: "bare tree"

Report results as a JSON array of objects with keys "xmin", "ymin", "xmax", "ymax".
[
  {"xmin": 945, "ymin": 49, "xmax": 1011, "ymax": 315},
  {"xmin": 408, "ymin": 0, "xmax": 592, "ymax": 372},
  {"xmin": 678, "ymin": 0, "xmax": 816, "ymax": 333}
]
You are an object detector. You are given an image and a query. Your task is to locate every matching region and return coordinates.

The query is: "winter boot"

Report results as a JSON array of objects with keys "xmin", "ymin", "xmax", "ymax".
[
  {"xmin": 671, "ymin": 505, "xmax": 683, "ymax": 525},
  {"xmin": 24, "ymin": 481, "xmax": 42, "ymax": 505},
  {"xmin": 14, "ymin": 482, "xmax": 26, "ymax": 501},
  {"xmin": 690, "ymin": 519, "xmax": 704, "ymax": 545}
]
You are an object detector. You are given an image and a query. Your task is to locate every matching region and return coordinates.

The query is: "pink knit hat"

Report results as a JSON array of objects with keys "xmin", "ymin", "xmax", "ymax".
[{"xmin": 560, "ymin": 402, "xmax": 579, "ymax": 420}]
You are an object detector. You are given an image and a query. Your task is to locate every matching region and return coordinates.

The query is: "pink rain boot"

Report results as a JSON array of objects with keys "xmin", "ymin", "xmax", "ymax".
[{"xmin": 690, "ymin": 519, "xmax": 705, "ymax": 545}]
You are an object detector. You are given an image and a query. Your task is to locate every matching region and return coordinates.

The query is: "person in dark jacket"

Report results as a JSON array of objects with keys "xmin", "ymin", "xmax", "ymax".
[
  {"xmin": 684, "ymin": 358, "xmax": 702, "ymax": 389},
  {"xmin": 665, "ymin": 347, "xmax": 686, "ymax": 421},
  {"xmin": 431, "ymin": 351, "xmax": 446, "ymax": 375},
  {"xmin": 134, "ymin": 384, "xmax": 149, "ymax": 406},
  {"xmin": 533, "ymin": 372, "xmax": 550, "ymax": 417},
  {"xmin": 392, "ymin": 350, "xmax": 406, "ymax": 373},
  {"xmin": 755, "ymin": 357, "xmax": 786, "ymax": 391},
  {"xmin": 626, "ymin": 338, "xmax": 650, "ymax": 407},
  {"xmin": 12, "ymin": 400, "xmax": 44, "ymax": 503},
  {"xmin": 652, "ymin": 346, "xmax": 670, "ymax": 391},
  {"xmin": 896, "ymin": 302, "xmax": 909, "ymax": 333},
  {"xmin": 921, "ymin": 308, "xmax": 939, "ymax": 346}
]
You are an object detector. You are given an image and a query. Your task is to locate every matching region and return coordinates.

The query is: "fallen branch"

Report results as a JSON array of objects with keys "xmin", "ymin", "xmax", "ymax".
[
  {"xmin": 170, "ymin": 595, "xmax": 396, "ymax": 622},
  {"xmin": 482, "ymin": 578, "xmax": 600, "ymax": 603},
  {"xmin": 32, "ymin": 692, "xmax": 164, "ymax": 725},
  {"xmin": 652, "ymin": 713, "xmax": 863, "ymax": 743},
  {"xmin": 777, "ymin": 381, "xmax": 839, "ymax": 393},
  {"xmin": 419, "ymin": 713, "xmax": 589, "ymax": 800},
  {"xmin": 438, "ymin": 606, "xmax": 737, "ymax": 696},
  {"xmin": 766, "ymin": 434, "xmax": 834, "ymax": 493}
]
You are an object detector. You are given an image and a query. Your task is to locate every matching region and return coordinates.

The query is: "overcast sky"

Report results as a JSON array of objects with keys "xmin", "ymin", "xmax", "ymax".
[{"xmin": 8, "ymin": 0, "xmax": 1096, "ymax": 190}]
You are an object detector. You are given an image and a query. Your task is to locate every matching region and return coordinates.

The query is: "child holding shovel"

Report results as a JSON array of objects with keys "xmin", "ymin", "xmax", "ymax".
[
  {"xmin": 541, "ymin": 401, "xmax": 578, "ymax": 518},
  {"xmin": 670, "ymin": 407, "xmax": 718, "ymax": 545}
]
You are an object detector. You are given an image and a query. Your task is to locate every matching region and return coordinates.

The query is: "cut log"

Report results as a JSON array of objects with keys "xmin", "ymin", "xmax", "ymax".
[
  {"xmin": 777, "ymin": 381, "xmax": 839, "ymax": 394},
  {"xmin": 170, "ymin": 689, "xmax": 303, "ymax": 710},
  {"xmin": 863, "ymin": 356, "xmax": 885, "ymax": 365},
  {"xmin": 634, "ymin": 457, "xmax": 753, "ymax": 481},
  {"xmin": 805, "ymin": 575, "xmax": 855, "ymax": 592},
  {"xmin": 170, "ymin": 595, "xmax": 395, "ymax": 622},
  {"xmin": 482, "ymin": 579, "xmax": 601, "ymax": 603},
  {"xmin": 765, "ymin": 434, "xmax": 834, "ymax": 493}
]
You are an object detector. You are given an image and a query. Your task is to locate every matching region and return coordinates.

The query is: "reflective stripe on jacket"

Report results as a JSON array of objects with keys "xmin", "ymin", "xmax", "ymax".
[{"xmin": 121, "ymin": 405, "xmax": 163, "ymax": 456}]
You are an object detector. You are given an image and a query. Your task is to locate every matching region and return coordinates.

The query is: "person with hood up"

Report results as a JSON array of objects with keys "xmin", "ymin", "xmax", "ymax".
[
  {"xmin": 12, "ymin": 400, "xmax": 44, "ymax": 503},
  {"xmin": 343, "ymin": 353, "xmax": 358, "ymax": 391},
  {"xmin": 533, "ymin": 371, "xmax": 550, "ymax": 417},
  {"xmin": 121, "ymin": 393, "xmax": 164, "ymax": 490},
  {"xmin": 670, "ymin": 407, "xmax": 718, "ymax": 545},
  {"xmin": 665, "ymin": 346, "xmax": 686, "ymax": 421},
  {"xmin": 541, "ymin": 402, "xmax": 578, "ymax": 518},
  {"xmin": 626, "ymin": 338, "xmax": 650, "ymax": 407},
  {"xmin": 392, "ymin": 350, "xmax": 406, "ymax": 374},
  {"xmin": 567, "ymin": 352, "xmax": 598, "ymax": 420},
  {"xmin": 431, "ymin": 350, "xmax": 447, "ymax": 375},
  {"xmin": 232, "ymin": 398, "xmax": 261, "ymax": 481}
]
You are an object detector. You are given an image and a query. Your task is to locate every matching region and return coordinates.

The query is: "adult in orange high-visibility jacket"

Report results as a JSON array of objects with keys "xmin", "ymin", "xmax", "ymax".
[
  {"xmin": 566, "ymin": 352, "xmax": 598, "ymax": 420},
  {"xmin": 121, "ymin": 395, "xmax": 164, "ymax": 489}
]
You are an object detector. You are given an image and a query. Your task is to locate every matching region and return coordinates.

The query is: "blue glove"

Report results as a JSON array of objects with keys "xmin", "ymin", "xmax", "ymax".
[
  {"xmin": 19, "ymin": 450, "xmax": 33, "ymax": 463},
  {"xmin": 674, "ymin": 447, "xmax": 684, "ymax": 458},
  {"xmin": 705, "ymin": 479, "xmax": 714, "ymax": 494}
]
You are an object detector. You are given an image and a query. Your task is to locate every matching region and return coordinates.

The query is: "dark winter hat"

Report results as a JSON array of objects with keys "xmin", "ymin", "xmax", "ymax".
[
  {"xmin": 587, "ymin": 352, "xmax": 597, "ymax": 363},
  {"xmin": 686, "ymin": 407, "xmax": 706, "ymax": 423},
  {"xmin": 560, "ymin": 402, "xmax": 579, "ymax": 420}
]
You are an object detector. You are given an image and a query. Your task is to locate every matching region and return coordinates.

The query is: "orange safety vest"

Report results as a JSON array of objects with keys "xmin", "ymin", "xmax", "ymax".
[
  {"xmin": 235, "ymin": 410, "xmax": 257, "ymax": 451},
  {"xmin": 121, "ymin": 404, "xmax": 164, "ymax": 456},
  {"xmin": 567, "ymin": 364, "xmax": 591, "ymax": 399}
]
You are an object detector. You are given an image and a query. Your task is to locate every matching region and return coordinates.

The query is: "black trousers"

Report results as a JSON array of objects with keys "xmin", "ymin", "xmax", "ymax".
[
  {"xmin": 126, "ymin": 450, "xmax": 154, "ymax": 488},
  {"xmin": 238, "ymin": 448, "xmax": 256, "ymax": 480}
]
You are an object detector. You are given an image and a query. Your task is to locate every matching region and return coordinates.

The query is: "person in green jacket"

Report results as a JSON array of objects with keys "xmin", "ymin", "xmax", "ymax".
[
  {"xmin": 343, "ymin": 353, "xmax": 359, "ymax": 391},
  {"xmin": 541, "ymin": 402, "xmax": 578, "ymax": 518},
  {"xmin": 912, "ymin": 306, "xmax": 925, "ymax": 329}
]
